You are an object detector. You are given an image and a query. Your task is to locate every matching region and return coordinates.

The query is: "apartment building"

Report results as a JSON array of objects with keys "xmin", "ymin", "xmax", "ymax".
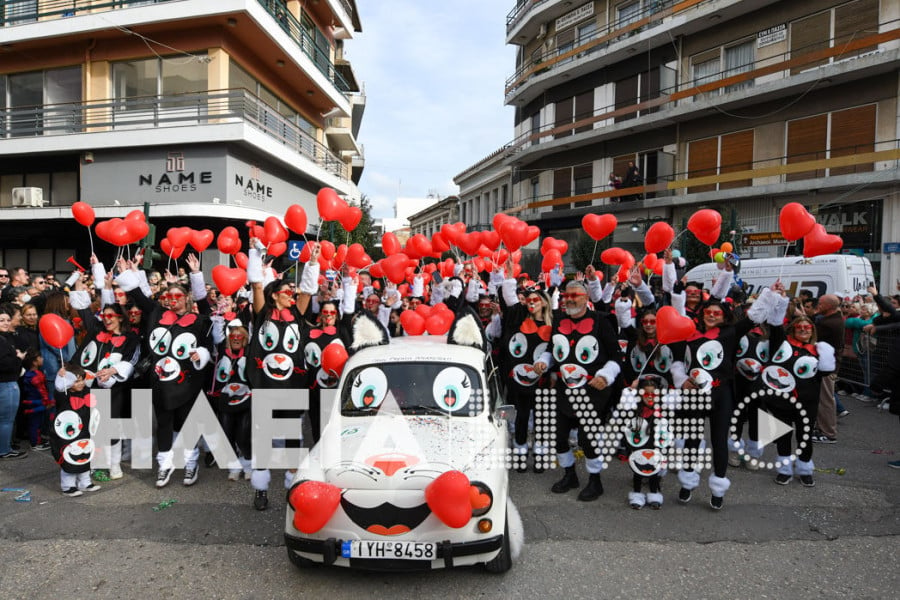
[
  {"xmin": 456, "ymin": 0, "xmax": 900, "ymax": 288},
  {"xmin": 0, "ymin": 0, "xmax": 364, "ymax": 273}
]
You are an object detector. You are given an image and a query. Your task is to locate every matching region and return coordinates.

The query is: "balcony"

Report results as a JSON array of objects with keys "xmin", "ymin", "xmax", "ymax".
[
  {"xmin": 0, "ymin": 88, "xmax": 350, "ymax": 180},
  {"xmin": 0, "ymin": 0, "xmax": 355, "ymax": 97},
  {"xmin": 506, "ymin": 24, "xmax": 900, "ymax": 164},
  {"xmin": 505, "ymin": 0, "xmax": 778, "ymax": 105},
  {"xmin": 324, "ymin": 114, "xmax": 359, "ymax": 153}
]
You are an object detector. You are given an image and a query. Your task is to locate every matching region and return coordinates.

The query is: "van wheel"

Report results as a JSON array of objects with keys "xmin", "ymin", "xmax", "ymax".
[
  {"xmin": 287, "ymin": 547, "xmax": 316, "ymax": 569},
  {"xmin": 484, "ymin": 516, "xmax": 512, "ymax": 573}
]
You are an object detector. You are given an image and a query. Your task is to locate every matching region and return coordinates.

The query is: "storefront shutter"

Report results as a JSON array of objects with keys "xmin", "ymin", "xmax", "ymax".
[
  {"xmin": 719, "ymin": 130, "xmax": 754, "ymax": 190},
  {"xmin": 687, "ymin": 137, "xmax": 718, "ymax": 193},
  {"xmin": 786, "ymin": 114, "xmax": 827, "ymax": 182}
]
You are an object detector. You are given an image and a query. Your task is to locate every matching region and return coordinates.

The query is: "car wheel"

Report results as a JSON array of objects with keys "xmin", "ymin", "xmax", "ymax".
[
  {"xmin": 287, "ymin": 547, "xmax": 316, "ymax": 569},
  {"xmin": 483, "ymin": 516, "xmax": 512, "ymax": 573}
]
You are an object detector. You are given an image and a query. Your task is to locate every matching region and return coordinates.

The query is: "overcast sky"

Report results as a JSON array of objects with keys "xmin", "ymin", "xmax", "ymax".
[{"xmin": 350, "ymin": 1, "xmax": 516, "ymax": 218}]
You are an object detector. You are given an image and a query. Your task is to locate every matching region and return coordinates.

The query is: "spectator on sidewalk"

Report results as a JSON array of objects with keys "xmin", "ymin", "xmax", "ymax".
[{"xmin": 812, "ymin": 294, "xmax": 843, "ymax": 444}]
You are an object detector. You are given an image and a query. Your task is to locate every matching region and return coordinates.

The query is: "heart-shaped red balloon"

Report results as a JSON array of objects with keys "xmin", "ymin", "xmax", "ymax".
[
  {"xmin": 541, "ymin": 249, "xmax": 563, "ymax": 273},
  {"xmin": 400, "ymin": 311, "xmax": 426, "ymax": 336},
  {"xmin": 217, "ymin": 227, "xmax": 241, "ymax": 255},
  {"xmin": 104, "ymin": 218, "xmax": 130, "ymax": 247},
  {"xmin": 316, "ymin": 188, "xmax": 347, "ymax": 222},
  {"xmin": 431, "ymin": 232, "xmax": 450, "ymax": 255},
  {"xmin": 425, "ymin": 312, "xmax": 453, "ymax": 336},
  {"xmin": 264, "ymin": 216, "xmax": 288, "ymax": 244},
  {"xmin": 284, "ymin": 204, "xmax": 308, "ymax": 235},
  {"xmin": 382, "ymin": 253, "xmax": 411, "ymax": 284},
  {"xmin": 39, "ymin": 313, "xmax": 74, "ymax": 349},
  {"xmin": 190, "ymin": 229, "xmax": 214, "ymax": 252},
  {"xmin": 687, "ymin": 209, "xmax": 722, "ymax": 246},
  {"xmin": 125, "ymin": 209, "xmax": 145, "ymax": 222},
  {"xmin": 126, "ymin": 219, "xmax": 150, "ymax": 245},
  {"xmin": 582, "ymin": 214, "xmax": 616, "ymax": 241},
  {"xmin": 779, "ymin": 202, "xmax": 816, "ymax": 242},
  {"xmin": 340, "ymin": 206, "xmax": 363, "ymax": 232},
  {"xmin": 268, "ymin": 241, "xmax": 287, "ymax": 257},
  {"xmin": 160, "ymin": 238, "xmax": 185, "ymax": 259},
  {"xmin": 802, "ymin": 223, "xmax": 843, "ymax": 258},
  {"xmin": 644, "ymin": 221, "xmax": 675, "ymax": 254},
  {"xmin": 481, "ymin": 230, "xmax": 501, "ymax": 252},
  {"xmin": 288, "ymin": 480, "xmax": 342, "ymax": 534},
  {"xmin": 425, "ymin": 470, "xmax": 472, "ymax": 528},
  {"xmin": 600, "ymin": 247, "xmax": 628, "ymax": 266},
  {"xmin": 656, "ymin": 306, "xmax": 697, "ymax": 344},
  {"xmin": 440, "ymin": 222, "xmax": 467, "ymax": 247},
  {"xmin": 369, "ymin": 261, "xmax": 384, "ymax": 279},
  {"xmin": 346, "ymin": 243, "xmax": 369, "ymax": 269},
  {"xmin": 71, "ymin": 202, "xmax": 96, "ymax": 227},
  {"xmin": 166, "ymin": 226, "xmax": 192, "ymax": 250},
  {"xmin": 499, "ymin": 220, "xmax": 527, "ymax": 251},
  {"xmin": 319, "ymin": 240, "xmax": 336, "ymax": 261},
  {"xmin": 212, "ymin": 265, "xmax": 247, "ymax": 296},
  {"xmin": 382, "ymin": 232, "xmax": 401, "ymax": 256}
]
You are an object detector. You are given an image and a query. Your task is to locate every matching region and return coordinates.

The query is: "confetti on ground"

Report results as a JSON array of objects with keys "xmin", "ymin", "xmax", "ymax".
[
  {"xmin": 814, "ymin": 467, "xmax": 846, "ymax": 475},
  {"xmin": 152, "ymin": 499, "xmax": 177, "ymax": 512},
  {"xmin": 1, "ymin": 488, "xmax": 31, "ymax": 502},
  {"xmin": 871, "ymin": 449, "xmax": 895, "ymax": 455},
  {"xmin": 92, "ymin": 470, "xmax": 111, "ymax": 482}
]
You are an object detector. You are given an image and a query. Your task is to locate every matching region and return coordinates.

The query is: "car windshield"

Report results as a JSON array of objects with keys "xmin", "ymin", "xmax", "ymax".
[{"xmin": 340, "ymin": 362, "xmax": 484, "ymax": 417}]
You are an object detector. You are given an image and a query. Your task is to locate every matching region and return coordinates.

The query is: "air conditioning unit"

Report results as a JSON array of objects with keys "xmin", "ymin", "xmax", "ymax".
[
  {"xmin": 537, "ymin": 23, "xmax": 547, "ymax": 38},
  {"xmin": 11, "ymin": 187, "xmax": 43, "ymax": 207}
]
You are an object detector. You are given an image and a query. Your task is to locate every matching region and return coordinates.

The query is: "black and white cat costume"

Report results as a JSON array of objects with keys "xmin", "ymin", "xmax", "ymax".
[{"xmin": 52, "ymin": 373, "xmax": 99, "ymax": 494}]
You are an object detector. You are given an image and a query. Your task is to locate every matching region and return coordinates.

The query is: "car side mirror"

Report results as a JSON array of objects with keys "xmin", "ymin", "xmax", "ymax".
[{"xmin": 493, "ymin": 404, "xmax": 516, "ymax": 423}]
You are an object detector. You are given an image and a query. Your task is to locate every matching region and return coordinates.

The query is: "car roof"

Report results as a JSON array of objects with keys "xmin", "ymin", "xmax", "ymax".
[{"xmin": 345, "ymin": 336, "xmax": 487, "ymax": 372}]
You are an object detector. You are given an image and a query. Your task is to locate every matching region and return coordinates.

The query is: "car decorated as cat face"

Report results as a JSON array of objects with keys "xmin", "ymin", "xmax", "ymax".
[{"xmin": 285, "ymin": 312, "xmax": 521, "ymax": 573}]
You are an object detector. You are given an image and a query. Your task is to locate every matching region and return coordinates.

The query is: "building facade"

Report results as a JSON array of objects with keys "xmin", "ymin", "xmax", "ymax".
[
  {"xmin": 0, "ymin": 0, "xmax": 364, "ymax": 273},
  {"xmin": 457, "ymin": 0, "xmax": 900, "ymax": 289}
]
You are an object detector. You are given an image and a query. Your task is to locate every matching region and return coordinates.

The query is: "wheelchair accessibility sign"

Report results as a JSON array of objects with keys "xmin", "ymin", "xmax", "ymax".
[{"xmin": 288, "ymin": 240, "xmax": 306, "ymax": 260}]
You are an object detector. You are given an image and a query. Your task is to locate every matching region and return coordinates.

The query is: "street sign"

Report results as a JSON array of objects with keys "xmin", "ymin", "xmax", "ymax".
[
  {"xmin": 883, "ymin": 242, "xmax": 900, "ymax": 254},
  {"xmin": 287, "ymin": 240, "xmax": 306, "ymax": 261}
]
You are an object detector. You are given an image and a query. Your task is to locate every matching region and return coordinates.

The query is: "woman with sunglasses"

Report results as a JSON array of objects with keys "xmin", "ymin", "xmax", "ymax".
[
  {"xmin": 68, "ymin": 273, "xmax": 141, "ymax": 480},
  {"xmin": 209, "ymin": 323, "xmax": 252, "ymax": 482},
  {"xmin": 675, "ymin": 262, "xmax": 749, "ymax": 510},
  {"xmin": 498, "ymin": 258, "xmax": 555, "ymax": 474},
  {"xmin": 244, "ymin": 239, "xmax": 319, "ymax": 510},
  {"xmin": 758, "ymin": 282, "xmax": 834, "ymax": 487},
  {"xmin": 115, "ymin": 253, "xmax": 213, "ymax": 488}
]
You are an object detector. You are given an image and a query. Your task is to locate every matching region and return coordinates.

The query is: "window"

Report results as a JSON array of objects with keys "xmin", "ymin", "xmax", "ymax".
[
  {"xmin": 574, "ymin": 91, "xmax": 593, "ymax": 134},
  {"xmin": 3, "ymin": 0, "xmax": 37, "ymax": 25},
  {"xmin": 786, "ymin": 105, "xmax": 876, "ymax": 181},
  {"xmin": 689, "ymin": 40, "xmax": 754, "ymax": 96},
  {"xmin": 531, "ymin": 178, "xmax": 540, "ymax": 203},
  {"xmin": 617, "ymin": 2, "xmax": 641, "ymax": 27},
  {"xmin": 573, "ymin": 165, "xmax": 593, "ymax": 208},
  {"xmin": 723, "ymin": 41, "xmax": 754, "ymax": 92},
  {"xmin": 552, "ymin": 168, "xmax": 571, "ymax": 211},
  {"xmin": 556, "ymin": 28, "xmax": 575, "ymax": 65},
  {"xmin": 687, "ymin": 131, "xmax": 754, "ymax": 193},
  {"xmin": 554, "ymin": 97, "xmax": 573, "ymax": 138},
  {"xmin": 790, "ymin": 0, "xmax": 879, "ymax": 75},
  {"xmin": 7, "ymin": 71, "xmax": 42, "ymax": 137}
]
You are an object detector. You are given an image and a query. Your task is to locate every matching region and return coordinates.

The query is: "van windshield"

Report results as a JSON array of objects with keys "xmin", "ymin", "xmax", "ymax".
[{"xmin": 340, "ymin": 362, "xmax": 484, "ymax": 417}]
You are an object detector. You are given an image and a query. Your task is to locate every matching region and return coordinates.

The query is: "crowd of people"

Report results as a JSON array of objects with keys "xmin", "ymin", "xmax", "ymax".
[{"xmin": 1, "ymin": 245, "xmax": 898, "ymax": 512}]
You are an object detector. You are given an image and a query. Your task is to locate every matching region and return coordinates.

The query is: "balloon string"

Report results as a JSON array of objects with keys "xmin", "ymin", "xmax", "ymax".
[
  {"xmin": 591, "ymin": 240, "xmax": 598, "ymax": 265},
  {"xmin": 776, "ymin": 241, "xmax": 792, "ymax": 283},
  {"xmin": 634, "ymin": 342, "xmax": 660, "ymax": 382},
  {"xmin": 87, "ymin": 228, "xmax": 94, "ymax": 256}
]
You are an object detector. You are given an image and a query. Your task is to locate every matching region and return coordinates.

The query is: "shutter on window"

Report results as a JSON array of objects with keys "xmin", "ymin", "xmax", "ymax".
[
  {"xmin": 719, "ymin": 130, "xmax": 754, "ymax": 190},
  {"xmin": 615, "ymin": 74, "xmax": 638, "ymax": 122},
  {"xmin": 830, "ymin": 104, "xmax": 876, "ymax": 176},
  {"xmin": 790, "ymin": 11, "xmax": 830, "ymax": 75},
  {"xmin": 573, "ymin": 164, "xmax": 593, "ymax": 207},
  {"xmin": 687, "ymin": 137, "xmax": 718, "ymax": 193},
  {"xmin": 553, "ymin": 168, "xmax": 572, "ymax": 211},
  {"xmin": 835, "ymin": 0, "xmax": 879, "ymax": 58},
  {"xmin": 555, "ymin": 97, "xmax": 573, "ymax": 138},
  {"xmin": 574, "ymin": 91, "xmax": 594, "ymax": 134},
  {"xmin": 786, "ymin": 114, "xmax": 827, "ymax": 181}
]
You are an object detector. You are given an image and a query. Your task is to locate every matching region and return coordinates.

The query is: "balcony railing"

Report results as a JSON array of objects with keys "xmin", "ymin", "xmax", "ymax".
[
  {"xmin": 519, "ymin": 139, "xmax": 900, "ymax": 212},
  {"xmin": 509, "ymin": 22, "xmax": 900, "ymax": 153},
  {"xmin": 506, "ymin": 0, "xmax": 549, "ymax": 32},
  {"xmin": 0, "ymin": 0, "xmax": 353, "ymax": 96},
  {"xmin": 0, "ymin": 88, "xmax": 349, "ymax": 180}
]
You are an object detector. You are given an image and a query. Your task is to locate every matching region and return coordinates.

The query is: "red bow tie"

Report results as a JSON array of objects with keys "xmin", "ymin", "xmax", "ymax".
[
  {"xmin": 96, "ymin": 332, "xmax": 126, "ymax": 347},
  {"xmin": 271, "ymin": 308, "xmax": 295, "ymax": 322},
  {"xmin": 558, "ymin": 319, "xmax": 593, "ymax": 335},
  {"xmin": 520, "ymin": 319, "xmax": 552, "ymax": 341},
  {"xmin": 788, "ymin": 336, "xmax": 817, "ymax": 355},
  {"xmin": 70, "ymin": 394, "xmax": 96, "ymax": 410},
  {"xmin": 223, "ymin": 311, "xmax": 237, "ymax": 322},
  {"xmin": 159, "ymin": 311, "xmax": 197, "ymax": 327},
  {"xmin": 310, "ymin": 326, "xmax": 337, "ymax": 339},
  {"xmin": 688, "ymin": 327, "xmax": 720, "ymax": 341}
]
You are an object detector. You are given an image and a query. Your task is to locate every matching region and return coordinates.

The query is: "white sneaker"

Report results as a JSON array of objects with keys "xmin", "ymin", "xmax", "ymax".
[
  {"xmin": 109, "ymin": 464, "xmax": 123, "ymax": 480},
  {"xmin": 243, "ymin": 471, "xmax": 252, "ymax": 481},
  {"xmin": 156, "ymin": 466, "xmax": 174, "ymax": 488},
  {"xmin": 227, "ymin": 471, "xmax": 240, "ymax": 482},
  {"xmin": 183, "ymin": 466, "xmax": 199, "ymax": 486}
]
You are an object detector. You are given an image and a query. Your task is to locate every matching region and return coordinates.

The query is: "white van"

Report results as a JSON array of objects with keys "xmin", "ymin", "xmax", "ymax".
[{"xmin": 684, "ymin": 254, "xmax": 875, "ymax": 299}]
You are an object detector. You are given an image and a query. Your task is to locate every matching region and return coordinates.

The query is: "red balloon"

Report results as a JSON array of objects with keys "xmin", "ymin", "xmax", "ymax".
[
  {"xmin": 160, "ymin": 238, "xmax": 185, "ymax": 259},
  {"xmin": 103, "ymin": 218, "xmax": 130, "ymax": 247},
  {"xmin": 212, "ymin": 265, "xmax": 247, "ymax": 296},
  {"xmin": 656, "ymin": 306, "xmax": 697, "ymax": 344},
  {"xmin": 190, "ymin": 229, "xmax": 214, "ymax": 252},
  {"xmin": 644, "ymin": 221, "xmax": 675, "ymax": 254},
  {"xmin": 217, "ymin": 227, "xmax": 241, "ymax": 255},
  {"xmin": 440, "ymin": 222, "xmax": 467, "ymax": 247},
  {"xmin": 541, "ymin": 249, "xmax": 563, "ymax": 273},
  {"xmin": 414, "ymin": 303, "xmax": 433, "ymax": 319},
  {"xmin": 268, "ymin": 242, "xmax": 287, "ymax": 257},
  {"xmin": 802, "ymin": 224, "xmax": 843, "ymax": 258},
  {"xmin": 234, "ymin": 252, "xmax": 249, "ymax": 270},
  {"xmin": 687, "ymin": 209, "xmax": 722, "ymax": 246},
  {"xmin": 425, "ymin": 470, "xmax": 472, "ymax": 528},
  {"xmin": 346, "ymin": 243, "xmax": 369, "ymax": 269},
  {"xmin": 408, "ymin": 234, "xmax": 433, "ymax": 259},
  {"xmin": 582, "ymin": 214, "xmax": 617, "ymax": 241},
  {"xmin": 125, "ymin": 209, "xmax": 145, "ymax": 222},
  {"xmin": 431, "ymin": 232, "xmax": 450, "ymax": 254},
  {"xmin": 382, "ymin": 232, "xmax": 401, "ymax": 256},
  {"xmin": 289, "ymin": 480, "xmax": 342, "ymax": 534},
  {"xmin": 600, "ymin": 247, "xmax": 628, "ymax": 266},
  {"xmin": 39, "ymin": 313, "xmax": 74, "ymax": 349},
  {"xmin": 643, "ymin": 253, "xmax": 659, "ymax": 270},
  {"xmin": 481, "ymin": 230, "xmax": 501, "ymax": 251},
  {"xmin": 126, "ymin": 219, "xmax": 150, "ymax": 245},
  {"xmin": 382, "ymin": 253, "xmax": 411, "ymax": 284},
  {"xmin": 369, "ymin": 261, "xmax": 384, "ymax": 279},
  {"xmin": 333, "ymin": 244, "xmax": 348, "ymax": 268},
  {"xmin": 440, "ymin": 258, "xmax": 456, "ymax": 278},
  {"xmin": 284, "ymin": 204, "xmax": 308, "ymax": 235},
  {"xmin": 316, "ymin": 188, "xmax": 346, "ymax": 222},
  {"xmin": 425, "ymin": 312, "xmax": 453, "ymax": 336},
  {"xmin": 400, "ymin": 311, "xmax": 426, "ymax": 336},
  {"xmin": 264, "ymin": 217, "xmax": 289, "ymax": 244},
  {"xmin": 322, "ymin": 343, "xmax": 349, "ymax": 377},
  {"xmin": 250, "ymin": 225, "xmax": 267, "ymax": 245},
  {"xmin": 524, "ymin": 226, "xmax": 541, "ymax": 247},
  {"xmin": 499, "ymin": 220, "xmax": 527, "ymax": 251},
  {"xmin": 319, "ymin": 240, "xmax": 336, "ymax": 261},
  {"xmin": 71, "ymin": 202, "xmax": 95, "ymax": 227},
  {"xmin": 166, "ymin": 227, "xmax": 192, "ymax": 250},
  {"xmin": 541, "ymin": 237, "xmax": 568, "ymax": 255},
  {"xmin": 340, "ymin": 206, "xmax": 363, "ymax": 232},
  {"xmin": 780, "ymin": 202, "xmax": 816, "ymax": 242},
  {"xmin": 457, "ymin": 232, "xmax": 483, "ymax": 256}
]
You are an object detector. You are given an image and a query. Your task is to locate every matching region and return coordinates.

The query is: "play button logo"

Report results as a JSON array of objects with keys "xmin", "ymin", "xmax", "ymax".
[{"xmin": 755, "ymin": 408, "xmax": 795, "ymax": 448}]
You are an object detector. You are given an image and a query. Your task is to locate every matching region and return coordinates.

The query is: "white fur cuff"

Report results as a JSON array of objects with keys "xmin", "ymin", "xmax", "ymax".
[
  {"xmin": 678, "ymin": 469, "xmax": 700, "ymax": 490},
  {"xmin": 708, "ymin": 474, "xmax": 731, "ymax": 496},
  {"xmin": 247, "ymin": 248, "xmax": 264, "ymax": 284},
  {"xmin": 299, "ymin": 262, "xmax": 320, "ymax": 295},
  {"xmin": 68, "ymin": 290, "xmax": 91, "ymax": 310},
  {"xmin": 115, "ymin": 270, "xmax": 141, "ymax": 292},
  {"xmin": 594, "ymin": 361, "xmax": 621, "ymax": 387},
  {"xmin": 816, "ymin": 342, "xmax": 836, "ymax": 372}
]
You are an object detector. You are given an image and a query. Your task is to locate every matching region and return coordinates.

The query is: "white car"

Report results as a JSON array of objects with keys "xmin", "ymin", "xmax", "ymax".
[{"xmin": 285, "ymin": 315, "xmax": 522, "ymax": 573}]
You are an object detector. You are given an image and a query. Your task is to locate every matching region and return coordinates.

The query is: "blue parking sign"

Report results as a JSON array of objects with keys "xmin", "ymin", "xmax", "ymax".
[{"xmin": 287, "ymin": 240, "xmax": 306, "ymax": 260}]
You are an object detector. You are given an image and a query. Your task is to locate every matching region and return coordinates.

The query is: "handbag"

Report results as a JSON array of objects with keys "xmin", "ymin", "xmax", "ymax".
[{"xmin": 133, "ymin": 354, "xmax": 156, "ymax": 378}]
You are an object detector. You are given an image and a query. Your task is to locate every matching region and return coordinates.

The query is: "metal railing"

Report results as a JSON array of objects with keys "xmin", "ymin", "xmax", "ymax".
[
  {"xmin": 506, "ymin": 0, "xmax": 548, "ymax": 31},
  {"xmin": 0, "ymin": 88, "xmax": 349, "ymax": 179},
  {"xmin": 0, "ymin": 0, "xmax": 353, "ymax": 96}
]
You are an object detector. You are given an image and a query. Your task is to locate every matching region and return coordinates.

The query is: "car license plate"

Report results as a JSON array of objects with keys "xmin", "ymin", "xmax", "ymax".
[{"xmin": 341, "ymin": 540, "xmax": 436, "ymax": 560}]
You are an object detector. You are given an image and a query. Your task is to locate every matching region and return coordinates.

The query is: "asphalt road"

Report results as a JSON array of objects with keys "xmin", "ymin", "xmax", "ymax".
[{"xmin": 1, "ymin": 392, "xmax": 898, "ymax": 599}]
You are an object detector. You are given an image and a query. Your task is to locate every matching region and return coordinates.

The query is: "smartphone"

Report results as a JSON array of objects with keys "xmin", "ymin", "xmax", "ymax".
[{"xmin": 432, "ymin": 272, "xmax": 443, "ymax": 285}]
